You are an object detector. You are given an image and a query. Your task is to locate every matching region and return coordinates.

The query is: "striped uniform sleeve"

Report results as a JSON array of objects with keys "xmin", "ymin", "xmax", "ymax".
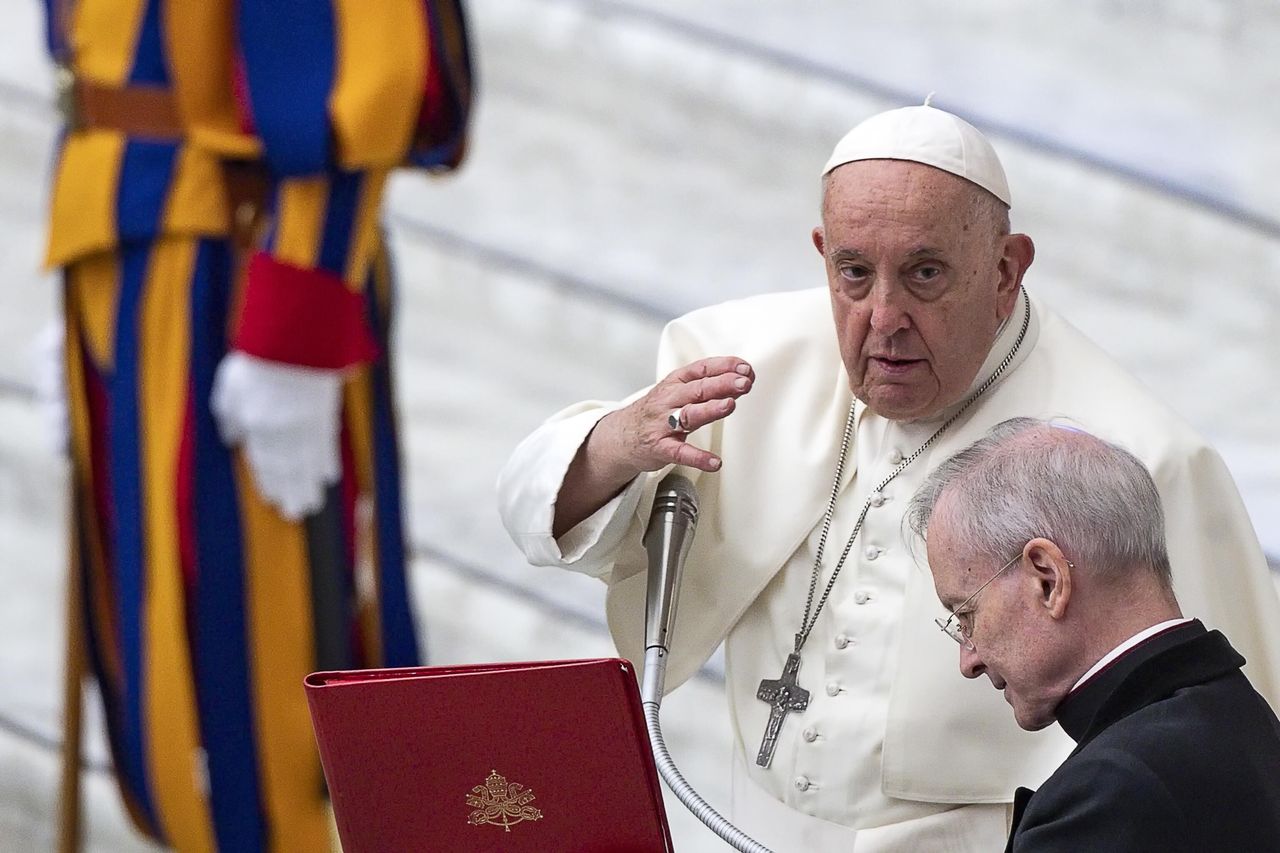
[{"xmin": 231, "ymin": 0, "xmax": 435, "ymax": 370}]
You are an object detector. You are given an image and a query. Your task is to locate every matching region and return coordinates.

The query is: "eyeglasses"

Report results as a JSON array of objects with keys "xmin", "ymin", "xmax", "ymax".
[{"xmin": 934, "ymin": 550, "xmax": 1023, "ymax": 651}]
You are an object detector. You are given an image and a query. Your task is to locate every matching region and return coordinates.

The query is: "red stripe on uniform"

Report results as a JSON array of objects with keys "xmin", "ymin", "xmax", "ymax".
[{"xmin": 233, "ymin": 252, "xmax": 379, "ymax": 369}]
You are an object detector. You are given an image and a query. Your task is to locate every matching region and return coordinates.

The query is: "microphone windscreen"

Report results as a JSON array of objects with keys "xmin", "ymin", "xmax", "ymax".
[{"xmin": 647, "ymin": 473, "xmax": 698, "ymax": 536}]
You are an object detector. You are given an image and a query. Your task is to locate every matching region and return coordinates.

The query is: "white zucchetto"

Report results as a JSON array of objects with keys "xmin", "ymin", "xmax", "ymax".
[{"xmin": 822, "ymin": 104, "xmax": 1011, "ymax": 207}]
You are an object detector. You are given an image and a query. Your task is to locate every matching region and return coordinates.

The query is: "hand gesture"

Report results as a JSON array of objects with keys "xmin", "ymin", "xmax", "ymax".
[
  {"xmin": 596, "ymin": 356, "xmax": 755, "ymax": 476},
  {"xmin": 550, "ymin": 356, "xmax": 754, "ymax": 537}
]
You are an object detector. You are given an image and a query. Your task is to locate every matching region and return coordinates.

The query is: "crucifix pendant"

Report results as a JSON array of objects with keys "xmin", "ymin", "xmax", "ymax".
[{"xmin": 755, "ymin": 652, "xmax": 810, "ymax": 768}]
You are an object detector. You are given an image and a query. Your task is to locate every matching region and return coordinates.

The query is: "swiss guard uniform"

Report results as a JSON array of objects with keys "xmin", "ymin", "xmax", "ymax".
[{"xmin": 41, "ymin": 0, "xmax": 472, "ymax": 849}]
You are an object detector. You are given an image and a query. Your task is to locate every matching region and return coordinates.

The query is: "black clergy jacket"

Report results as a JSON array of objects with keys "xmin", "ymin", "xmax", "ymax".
[{"xmin": 1006, "ymin": 620, "xmax": 1280, "ymax": 853}]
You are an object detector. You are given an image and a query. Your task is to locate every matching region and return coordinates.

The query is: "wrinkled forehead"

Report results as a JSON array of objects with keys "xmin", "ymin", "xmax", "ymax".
[{"xmin": 822, "ymin": 159, "xmax": 988, "ymax": 222}]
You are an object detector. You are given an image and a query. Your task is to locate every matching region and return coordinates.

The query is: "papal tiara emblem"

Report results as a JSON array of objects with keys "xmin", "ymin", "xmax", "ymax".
[{"xmin": 466, "ymin": 769, "xmax": 543, "ymax": 832}]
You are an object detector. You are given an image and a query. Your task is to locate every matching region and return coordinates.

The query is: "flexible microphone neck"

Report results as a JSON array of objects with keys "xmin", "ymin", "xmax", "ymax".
[{"xmin": 638, "ymin": 472, "xmax": 776, "ymax": 852}]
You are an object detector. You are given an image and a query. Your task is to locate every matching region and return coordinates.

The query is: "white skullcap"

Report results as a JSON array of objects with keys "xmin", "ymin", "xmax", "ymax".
[{"xmin": 821, "ymin": 104, "xmax": 1011, "ymax": 206}]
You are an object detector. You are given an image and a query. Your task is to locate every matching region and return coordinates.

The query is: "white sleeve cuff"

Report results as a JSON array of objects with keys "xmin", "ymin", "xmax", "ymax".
[
  {"xmin": 554, "ymin": 475, "xmax": 645, "ymax": 568},
  {"xmin": 497, "ymin": 404, "xmax": 642, "ymax": 575}
]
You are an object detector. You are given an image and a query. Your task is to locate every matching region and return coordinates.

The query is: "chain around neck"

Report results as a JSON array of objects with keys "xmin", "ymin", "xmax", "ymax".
[{"xmin": 793, "ymin": 295, "xmax": 1032, "ymax": 652}]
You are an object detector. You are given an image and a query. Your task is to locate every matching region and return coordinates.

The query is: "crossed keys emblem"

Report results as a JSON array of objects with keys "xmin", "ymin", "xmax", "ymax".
[{"xmin": 466, "ymin": 770, "xmax": 544, "ymax": 832}]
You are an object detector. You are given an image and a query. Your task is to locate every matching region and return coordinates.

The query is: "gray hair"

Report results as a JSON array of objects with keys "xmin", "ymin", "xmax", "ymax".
[{"xmin": 906, "ymin": 417, "xmax": 1173, "ymax": 589}]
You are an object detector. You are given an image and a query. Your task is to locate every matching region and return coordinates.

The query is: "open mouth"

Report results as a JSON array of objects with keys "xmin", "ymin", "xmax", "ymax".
[{"xmin": 869, "ymin": 356, "xmax": 924, "ymax": 375}]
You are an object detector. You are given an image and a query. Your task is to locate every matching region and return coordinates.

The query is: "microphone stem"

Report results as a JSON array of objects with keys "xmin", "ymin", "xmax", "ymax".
[
  {"xmin": 641, "ymin": 473, "xmax": 774, "ymax": 851},
  {"xmin": 642, "ymin": 647, "xmax": 776, "ymax": 853},
  {"xmin": 640, "ymin": 646, "xmax": 669, "ymax": 706}
]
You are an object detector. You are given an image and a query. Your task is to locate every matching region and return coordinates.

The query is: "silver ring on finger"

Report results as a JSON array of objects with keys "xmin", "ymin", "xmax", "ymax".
[{"xmin": 667, "ymin": 407, "xmax": 688, "ymax": 434}]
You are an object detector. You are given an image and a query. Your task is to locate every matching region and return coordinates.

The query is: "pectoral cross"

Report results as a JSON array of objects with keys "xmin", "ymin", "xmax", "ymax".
[{"xmin": 755, "ymin": 652, "xmax": 810, "ymax": 768}]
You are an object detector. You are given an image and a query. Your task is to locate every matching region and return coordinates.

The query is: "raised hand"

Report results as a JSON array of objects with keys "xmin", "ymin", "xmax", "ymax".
[
  {"xmin": 552, "ymin": 356, "xmax": 754, "ymax": 537},
  {"xmin": 600, "ymin": 356, "xmax": 755, "ymax": 475}
]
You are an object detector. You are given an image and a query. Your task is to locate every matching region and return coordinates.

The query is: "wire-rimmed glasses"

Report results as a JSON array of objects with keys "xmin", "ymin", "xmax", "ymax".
[{"xmin": 934, "ymin": 550, "xmax": 1023, "ymax": 651}]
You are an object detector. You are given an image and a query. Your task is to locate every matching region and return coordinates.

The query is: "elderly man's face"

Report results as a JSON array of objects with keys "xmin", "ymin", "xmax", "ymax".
[
  {"xmin": 926, "ymin": 515, "xmax": 1064, "ymax": 731},
  {"xmin": 814, "ymin": 160, "xmax": 1030, "ymax": 421}
]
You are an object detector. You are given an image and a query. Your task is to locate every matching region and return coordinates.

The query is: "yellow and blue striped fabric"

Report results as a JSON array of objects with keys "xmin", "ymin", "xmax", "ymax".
[
  {"xmin": 45, "ymin": 1, "xmax": 471, "ymax": 849},
  {"xmin": 65, "ymin": 231, "xmax": 414, "ymax": 852}
]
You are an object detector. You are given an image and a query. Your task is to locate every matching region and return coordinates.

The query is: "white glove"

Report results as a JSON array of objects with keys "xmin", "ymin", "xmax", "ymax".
[
  {"xmin": 210, "ymin": 351, "xmax": 344, "ymax": 520},
  {"xmin": 30, "ymin": 319, "xmax": 68, "ymax": 456}
]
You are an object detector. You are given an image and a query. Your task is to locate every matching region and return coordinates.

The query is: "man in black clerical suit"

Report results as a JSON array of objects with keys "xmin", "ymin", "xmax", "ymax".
[{"xmin": 907, "ymin": 416, "xmax": 1280, "ymax": 852}]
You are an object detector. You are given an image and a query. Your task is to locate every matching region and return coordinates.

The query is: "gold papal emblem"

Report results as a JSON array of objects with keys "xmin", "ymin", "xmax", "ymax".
[{"xmin": 466, "ymin": 770, "xmax": 543, "ymax": 832}]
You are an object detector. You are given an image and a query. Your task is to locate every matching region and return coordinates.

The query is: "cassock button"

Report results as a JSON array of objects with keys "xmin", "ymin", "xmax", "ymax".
[
  {"xmin": 825, "ymin": 681, "xmax": 840, "ymax": 697},
  {"xmin": 888, "ymin": 449, "xmax": 904, "ymax": 465},
  {"xmin": 794, "ymin": 775, "xmax": 811, "ymax": 792},
  {"xmin": 854, "ymin": 591, "xmax": 871, "ymax": 605},
  {"xmin": 864, "ymin": 546, "xmax": 880, "ymax": 561},
  {"xmin": 834, "ymin": 634, "xmax": 851, "ymax": 649},
  {"xmin": 869, "ymin": 490, "xmax": 886, "ymax": 507},
  {"xmin": 802, "ymin": 727, "xmax": 818, "ymax": 743}
]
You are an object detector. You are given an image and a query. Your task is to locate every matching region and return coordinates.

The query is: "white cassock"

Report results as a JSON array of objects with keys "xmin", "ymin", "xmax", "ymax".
[{"xmin": 498, "ymin": 287, "xmax": 1280, "ymax": 851}]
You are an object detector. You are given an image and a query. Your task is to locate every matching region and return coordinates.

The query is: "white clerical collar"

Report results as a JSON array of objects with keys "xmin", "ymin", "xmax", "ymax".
[{"xmin": 1069, "ymin": 617, "xmax": 1193, "ymax": 693}]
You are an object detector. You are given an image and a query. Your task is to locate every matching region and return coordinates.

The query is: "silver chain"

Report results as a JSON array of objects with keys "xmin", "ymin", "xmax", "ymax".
[{"xmin": 794, "ymin": 296, "xmax": 1031, "ymax": 652}]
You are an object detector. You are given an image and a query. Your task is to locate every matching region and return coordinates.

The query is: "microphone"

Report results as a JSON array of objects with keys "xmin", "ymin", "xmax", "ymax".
[
  {"xmin": 638, "ymin": 474, "xmax": 776, "ymax": 852},
  {"xmin": 641, "ymin": 472, "xmax": 698, "ymax": 703}
]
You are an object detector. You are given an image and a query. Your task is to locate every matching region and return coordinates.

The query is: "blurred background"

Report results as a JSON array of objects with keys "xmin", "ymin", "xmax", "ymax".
[{"xmin": 2, "ymin": 0, "xmax": 1277, "ymax": 849}]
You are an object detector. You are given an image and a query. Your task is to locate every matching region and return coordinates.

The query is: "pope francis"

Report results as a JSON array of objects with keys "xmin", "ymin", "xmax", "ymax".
[{"xmin": 497, "ymin": 104, "xmax": 1280, "ymax": 851}]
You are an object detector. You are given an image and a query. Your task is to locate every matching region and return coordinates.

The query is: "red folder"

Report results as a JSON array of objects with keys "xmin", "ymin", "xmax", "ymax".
[{"xmin": 305, "ymin": 658, "xmax": 674, "ymax": 852}]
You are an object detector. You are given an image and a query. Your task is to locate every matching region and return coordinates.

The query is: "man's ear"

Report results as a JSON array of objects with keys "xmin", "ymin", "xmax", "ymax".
[
  {"xmin": 1025, "ymin": 537, "xmax": 1071, "ymax": 620},
  {"xmin": 812, "ymin": 226, "xmax": 826, "ymax": 256},
  {"xmin": 996, "ymin": 233, "xmax": 1035, "ymax": 313}
]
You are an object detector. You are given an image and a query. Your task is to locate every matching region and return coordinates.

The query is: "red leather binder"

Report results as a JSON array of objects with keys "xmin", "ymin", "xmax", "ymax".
[{"xmin": 305, "ymin": 658, "xmax": 674, "ymax": 852}]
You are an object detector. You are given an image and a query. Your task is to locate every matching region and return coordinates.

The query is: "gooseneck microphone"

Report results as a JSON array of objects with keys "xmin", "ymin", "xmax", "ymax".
[
  {"xmin": 642, "ymin": 473, "xmax": 699, "ymax": 702},
  {"xmin": 639, "ymin": 472, "xmax": 774, "ymax": 853}
]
